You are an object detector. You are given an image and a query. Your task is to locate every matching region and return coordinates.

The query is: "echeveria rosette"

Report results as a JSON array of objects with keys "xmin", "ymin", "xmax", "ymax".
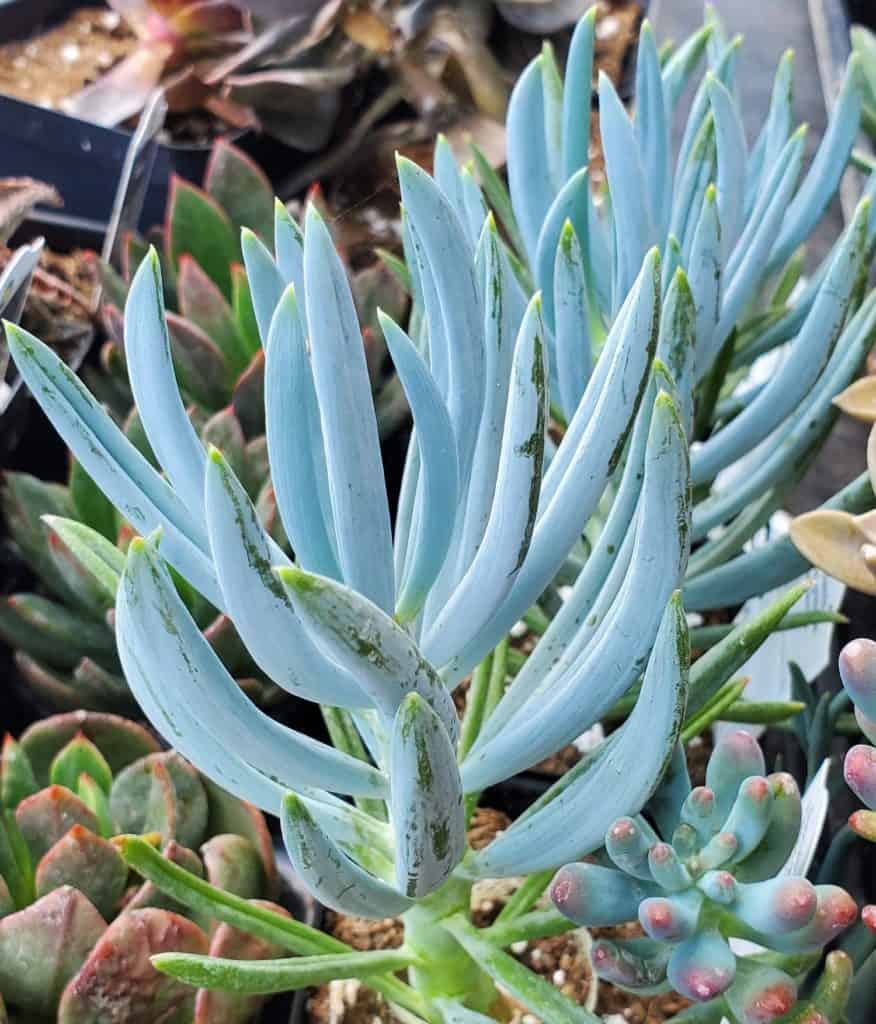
[
  {"xmin": 0, "ymin": 711, "xmax": 280, "ymax": 1023},
  {"xmin": 550, "ymin": 731, "xmax": 857, "ymax": 1023},
  {"xmin": 839, "ymin": 638, "xmax": 876, "ymax": 844}
]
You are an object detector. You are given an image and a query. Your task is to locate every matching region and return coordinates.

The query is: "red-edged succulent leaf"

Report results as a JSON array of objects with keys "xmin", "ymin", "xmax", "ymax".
[
  {"xmin": 110, "ymin": 752, "xmax": 208, "ymax": 850},
  {"xmin": 255, "ymin": 480, "xmax": 289, "ymax": 548},
  {"xmin": 166, "ymin": 175, "xmax": 238, "ymax": 298},
  {"xmin": 35, "ymin": 824, "xmax": 127, "ymax": 919},
  {"xmin": 201, "ymin": 777, "xmax": 275, "ymax": 891},
  {"xmin": 166, "ymin": 311, "xmax": 231, "ymax": 409},
  {"xmin": 57, "ymin": 908, "xmax": 209, "ymax": 1024},
  {"xmin": 50, "ymin": 732, "xmax": 113, "ymax": 795},
  {"xmin": 12, "ymin": 653, "xmax": 81, "ymax": 712},
  {"xmin": 1, "ymin": 734, "xmax": 39, "ymax": 809},
  {"xmin": 15, "ymin": 785, "xmax": 98, "ymax": 862},
  {"xmin": 200, "ymin": 833, "xmax": 265, "ymax": 899},
  {"xmin": 19, "ymin": 712, "xmax": 160, "ymax": 785},
  {"xmin": 0, "ymin": 886, "xmax": 107, "ymax": 1016},
  {"xmin": 127, "ymin": 840, "xmax": 205, "ymax": 914},
  {"xmin": 193, "ymin": 899, "xmax": 292, "ymax": 1023},
  {"xmin": 72, "ymin": 660, "xmax": 136, "ymax": 716},
  {"xmin": 231, "ymin": 348, "xmax": 265, "ymax": 437},
  {"xmin": 177, "ymin": 254, "xmax": 250, "ymax": 376},
  {"xmin": 201, "ymin": 407, "xmax": 246, "ymax": 482},
  {"xmin": 231, "ymin": 262, "xmax": 261, "ymax": 356},
  {"xmin": 204, "ymin": 138, "xmax": 275, "ymax": 245},
  {"xmin": 44, "ymin": 526, "xmax": 115, "ymax": 620}
]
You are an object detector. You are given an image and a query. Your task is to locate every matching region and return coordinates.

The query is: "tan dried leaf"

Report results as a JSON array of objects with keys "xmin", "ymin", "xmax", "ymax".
[{"xmin": 790, "ymin": 509, "xmax": 876, "ymax": 595}]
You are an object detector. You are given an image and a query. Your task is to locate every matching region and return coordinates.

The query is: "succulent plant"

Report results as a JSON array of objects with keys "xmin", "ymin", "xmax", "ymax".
[
  {"xmin": 0, "ymin": 710, "xmax": 281, "ymax": 1023},
  {"xmin": 551, "ymin": 731, "xmax": 858, "ymax": 1022},
  {"xmin": 838, "ymin": 637, "xmax": 876, "ymax": 842},
  {"xmin": 4, "ymin": 10, "xmax": 872, "ymax": 1023},
  {"xmin": 852, "ymin": 24, "xmax": 876, "ymax": 143},
  {"xmin": 0, "ymin": 138, "xmax": 407, "ymax": 714}
]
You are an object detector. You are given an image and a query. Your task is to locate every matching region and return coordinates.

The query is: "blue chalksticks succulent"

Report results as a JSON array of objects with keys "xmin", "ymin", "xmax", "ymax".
[{"xmin": 551, "ymin": 731, "xmax": 857, "ymax": 1023}]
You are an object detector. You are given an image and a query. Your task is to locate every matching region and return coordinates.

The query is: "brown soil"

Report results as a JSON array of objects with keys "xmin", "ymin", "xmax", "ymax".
[{"xmin": 0, "ymin": 8, "xmax": 135, "ymax": 109}]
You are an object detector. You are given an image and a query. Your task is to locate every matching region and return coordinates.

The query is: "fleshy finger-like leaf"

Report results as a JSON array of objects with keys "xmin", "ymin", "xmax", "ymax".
[
  {"xmin": 467, "ymin": 592, "xmax": 688, "ymax": 876},
  {"xmin": 241, "ymin": 228, "xmax": 286, "ymax": 345},
  {"xmin": 4, "ymin": 323, "xmax": 219, "ymax": 606},
  {"xmin": 423, "ymin": 296, "xmax": 546, "ymax": 668},
  {"xmin": 116, "ymin": 534, "xmax": 387, "ymax": 799},
  {"xmin": 561, "ymin": 8, "xmax": 596, "ymax": 181},
  {"xmin": 203, "ymin": 447, "xmax": 364, "ymax": 708},
  {"xmin": 264, "ymin": 286, "xmax": 340, "ymax": 579},
  {"xmin": 390, "ymin": 693, "xmax": 464, "ymax": 898},
  {"xmin": 276, "ymin": 567, "xmax": 458, "ymax": 745},
  {"xmin": 281, "ymin": 793, "xmax": 411, "ymax": 919},
  {"xmin": 303, "ymin": 205, "xmax": 395, "ymax": 613},
  {"xmin": 379, "ymin": 312, "xmax": 458, "ymax": 624}
]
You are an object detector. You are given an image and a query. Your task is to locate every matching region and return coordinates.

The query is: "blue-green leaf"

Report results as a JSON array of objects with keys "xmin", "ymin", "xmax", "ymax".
[
  {"xmin": 241, "ymin": 227, "xmax": 285, "ymax": 345},
  {"xmin": 390, "ymin": 693, "xmax": 464, "ymax": 898},
  {"xmin": 303, "ymin": 205, "xmax": 395, "ymax": 613}
]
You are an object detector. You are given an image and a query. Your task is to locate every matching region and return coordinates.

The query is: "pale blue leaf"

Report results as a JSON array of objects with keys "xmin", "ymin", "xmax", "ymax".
[
  {"xmin": 768, "ymin": 56, "xmax": 863, "ymax": 270},
  {"xmin": 282, "ymin": 793, "xmax": 411, "ymax": 919},
  {"xmin": 687, "ymin": 186, "xmax": 722, "ymax": 383},
  {"xmin": 276, "ymin": 566, "xmax": 459, "ymax": 745},
  {"xmin": 124, "ymin": 248, "xmax": 206, "ymax": 516},
  {"xmin": 461, "ymin": 389, "xmax": 689, "ymax": 789},
  {"xmin": 535, "ymin": 167, "xmax": 592, "ymax": 331},
  {"xmin": 434, "ymin": 134, "xmax": 467, "ymax": 227},
  {"xmin": 635, "ymin": 21, "xmax": 671, "ymax": 240},
  {"xmin": 4, "ymin": 323, "xmax": 219, "ymax": 606},
  {"xmin": 553, "ymin": 222, "xmax": 592, "ymax": 419},
  {"xmin": 693, "ymin": 288, "xmax": 876, "ymax": 539},
  {"xmin": 390, "ymin": 693, "xmax": 464, "ymax": 897},
  {"xmin": 242, "ymin": 227, "xmax": 285, "ymax": 345},
  {"xmin": 692, "ymin": 198, "xmax": 870, "ymax": 486},
  {"xmin": 541, "ymin": 43, "xmax": 564, "ymax": 192},
  {"xmin": 443, "ymin": 250, "xmax": 660, "ymax": 684},
  {"xmin": 274, "ymin": 200, "xmax": 305, "ymax": 316},
  {"xmin": 507, "ymin": 55, "xmax": 555, "ymax": 265},
  {"xmin": 264, "ymin": 285, "xmax": 340, "ymax": 579},
  {"xmin": 116, "ymin": 534, "xmax": 388, "ymax": 798},
  {"xmin": 460, "ymin": 166, "xmax": 488, "ymax": 249},
  {"xmin": 468, "ymin": 592, "xmax": 688, "ymax": 876},
  {"xmin": 706, "ymin": 73, "xmax": 747, "ymax": 258},
  {"xmin": 203, "ymin": 447, "xmax": 365, "ymax": 708},
  {"xmin": 451, "ymin": 217, "xmax": 526, "ymax": 585},
  {"xmin": 745, "ymin": 49, "xmax": 793, "ymax": 218},
  {"xmin": 379, "ymin": 311, "xmax": 458, "ymax": 623},
  {"xmin": 561, "ymin": 8, "xmax": 596, "ymax": 181},
  {"xmin": 423, "ymin": 295, "xmax": 546, "ymax": 668},
  {"xmin": 661, "ymin": 25, "xmax": 711, "ymax": 112},
  {"xmin": 303, "ymin": 205, "xmax": 395, "ymax": 612},
  {"xmin": 600, "ymin": 71, "xmax": 656, "ymax": 309}
]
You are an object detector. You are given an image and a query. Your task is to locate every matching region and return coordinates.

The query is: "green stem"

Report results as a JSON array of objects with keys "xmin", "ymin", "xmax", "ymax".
[
  {"xmin": 459, "ymin": 653, "xmax": 493, "ymax": 763},
  {"xmin": 322, "ymin": 706, "xmax": 387, "ymax": 820},
  {"xmin": 121, "ymin": 837, "xmax": 432, "ymax": 1019},
  {"xmin": 152, "ymin": 948, "xmax": 417, "ymax": 995},
  {"xmin": 485, "ymin": 638, "xmax": 509, "ymax": 718},
  {"xmin": 493, "ymin": 869, "xmax": 554, "ymax": 924},
  {"xmin": 523, "ymin": 606, "xmax": 551, "ymax": 636},
  {"xmin": 716, "ymin": 700, "xmax": 805, "ymax": 725},
  {"xmin": 681, "ymin": 677, "xmax": 748, "ymax": 742},
  {"xmin": 482, "ymin": 908, "xmax": 576, "ymax": 947},
  {"xmin": 689, "ymin": 610, "xmax": 846, "ymax": 650}
]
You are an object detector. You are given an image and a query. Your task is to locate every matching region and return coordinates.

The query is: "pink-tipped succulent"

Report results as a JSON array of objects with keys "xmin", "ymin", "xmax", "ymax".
[
  {"xmin": 839, "ymin": 637, "xmax": 876, "ymax": 841},
  {"xmin": 0, "ymin": 711, "xmax": 282, "ymax": 1022},
  {"xmin": 550, "ymin": 731, "xmax": 857, "ymax": 1024}
]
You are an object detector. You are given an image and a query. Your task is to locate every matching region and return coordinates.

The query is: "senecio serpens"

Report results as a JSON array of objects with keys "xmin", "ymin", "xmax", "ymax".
[{"xmin": 5, "ymin": 8, "xmax": 875, "ymax": 1023}]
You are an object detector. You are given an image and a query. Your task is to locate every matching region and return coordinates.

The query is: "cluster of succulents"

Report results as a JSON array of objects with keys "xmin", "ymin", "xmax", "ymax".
[
  {"xmin": 839, "ymin": 638, "xmax": 876, "ymax": 844},
  {"xmin": 4, "ymin": 8, "xmax": 875, "ymax": 1024},
  {"xmin": 551, "ymin": 730, "xmax": 858, "ymax": 1021},
  {"xmin": 0, "ymin": 711, "xmax": 282, "ymax": 1023},
  {"xmin": 0, "ymin": 137, "xmax": 408, "ymax": 714}
]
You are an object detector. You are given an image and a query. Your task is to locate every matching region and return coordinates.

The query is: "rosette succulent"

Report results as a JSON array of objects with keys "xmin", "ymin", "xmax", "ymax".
[
  {"xmin": 0, "ymin": 711, "xmax": 281, "ymax": 1023},
  {"xmin": 3, "ymin": 9, "xmax": 873, "ymax": 1023},
  {"xmin": 551, "ymin": 731, "xmax": 857, "ymax": 1021}
]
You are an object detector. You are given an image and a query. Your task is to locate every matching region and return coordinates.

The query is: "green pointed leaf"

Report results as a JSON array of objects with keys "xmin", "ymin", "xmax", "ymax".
[
  {"xmin": 50, "ymin": 732, "xmax": 113, "ymax": 795},
  {"xmin": 167, "ymin": 177, "xmax": 238, "ymax": 299}
]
